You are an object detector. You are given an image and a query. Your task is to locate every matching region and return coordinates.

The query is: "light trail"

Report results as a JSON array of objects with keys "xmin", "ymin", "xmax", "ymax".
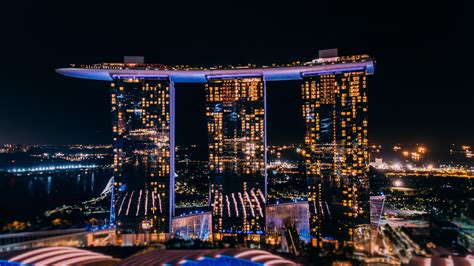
[
  {"xmin": 245, "ymin": 191, "xmax": 255, "ymax": 217},
  {"xmin": 144, "ymin": 189, "xmax": 149, "ymax": 216},
  {"xmin": 225, "ymin": 195, "xmax": 231, "ymax": 217},
  {"xmin": 319, "ymin": 201, "xmax": 324, "ymax": 217},
  {"xmin": 125, "ymin": 190, "xmax": 135, "ymax": 216},
  {"xmin": 257, "ymin": 188, "xmax": 266, "ymax": 203},
  {"xmin": 158, "ymin": 192, "xmax": 162, "ymax": 213},
  {"xmin": 251, "ymin": 189, "xmax": 263, "ymax": 217},
  {"xmin": 136, "ymin": 190, "xmax": 143, "ymax": 216},
  {"xmin": 231, "ymin": 193, "xmax": 239, "ymax": 217},
  {"xmin": 325, "ymin": 201, "xmax": 332, "ymax": 218},
  {"xmin": 151, "ymin": 191, "xmax": 156, "ymax": 214},
  {"xmin": 238, "ymin": 192, "xmax": 247, "ymax": 217},
  {"xmin": 117, "ymin": 192, "xmax": 128, "ymax": 216}
]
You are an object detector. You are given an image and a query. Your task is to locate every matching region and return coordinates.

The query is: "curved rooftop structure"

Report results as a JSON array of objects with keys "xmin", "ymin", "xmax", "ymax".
[
  {"xmin": 0, "ymin": 246, "xmax": 117, "ymax": 265},
  {"xmin": 408, "ymin": 255, "xmax": 474, "ymax": 266},
  {"xmin": 56, "ymin": 55, "xmax": 374, "ymax": 82},
  {"xmin": 119, "ymin": 248, "xmax": 297, "ymax": 266}
]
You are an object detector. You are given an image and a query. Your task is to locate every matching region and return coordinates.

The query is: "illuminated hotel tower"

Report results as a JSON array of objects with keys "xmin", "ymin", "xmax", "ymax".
[
  {"xmin": 302, "ymin": 61, "xmax": 369, "ymax": 248},
  {"xmin": 56, "ymin": 51, "xmax": 374, "ymax": 246},
  {"xmin": 205, "ymin": 77, "xmax": 266, "ymax": 242},
  {"xmin": 111, "ymin": 76, "xmax": 174, "ymax": 243}
]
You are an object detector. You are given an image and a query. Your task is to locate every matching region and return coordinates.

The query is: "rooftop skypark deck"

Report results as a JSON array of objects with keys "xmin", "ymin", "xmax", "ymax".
[{"xmin": 56, "ymin": 54, "xmax": 374, "ymax": 82}]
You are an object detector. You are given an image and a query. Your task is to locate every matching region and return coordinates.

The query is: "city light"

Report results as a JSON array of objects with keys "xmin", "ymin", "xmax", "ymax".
[
  {"xmin": 392, "ymin": 163, "xmax": 402, "ymax": 170},
  {"xmin": 0, "ymin": 1, "xmax": 471, "ymax": 265},
  {"xmin": 393, "ymin": 180, "xmax": 403, "ymax": 187},
  {"xmin": 2, "ymin": 51, "xmax": 471, "ymax": 266},
  {"xmin": 7, "ymin": 164, "xmax": 98, "ymax": 173}
]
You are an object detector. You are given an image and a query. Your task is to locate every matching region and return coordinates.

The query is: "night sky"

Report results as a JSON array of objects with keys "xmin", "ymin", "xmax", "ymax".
[{"xmin": 0, "ymin": 0, "xmax": 472, "ymax": 150}]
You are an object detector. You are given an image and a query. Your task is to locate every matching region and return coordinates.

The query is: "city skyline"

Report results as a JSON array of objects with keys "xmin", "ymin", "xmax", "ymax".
[
  {"xmin": 54, "ymin": 53, "xmax": 375, "ymax": 246},
  {"xmin": 0, "ymin": 0, "xmax": 471, "ymax": 148},
  {"xmin": 0, "ymin": 1, "xmax": 471, "ymax": 264}
]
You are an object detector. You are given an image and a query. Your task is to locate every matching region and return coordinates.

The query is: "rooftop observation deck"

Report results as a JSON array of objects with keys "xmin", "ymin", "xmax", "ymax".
[{"xmin": 56, "ymin": 55, "xmax": 375, "ymax": 82}]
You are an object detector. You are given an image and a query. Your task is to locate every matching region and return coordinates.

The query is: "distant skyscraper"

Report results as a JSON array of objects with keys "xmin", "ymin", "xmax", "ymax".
[
  {"xmin": 111, "ymin": 77, "xmax": 174, "ymax": 243},
  {"xmin": 205, "ymin": 77, "xmax": 267, "ymax": 242},
  {"xmin": 302, "ymin": 61, "xmax": 370, "ymax": 248}
]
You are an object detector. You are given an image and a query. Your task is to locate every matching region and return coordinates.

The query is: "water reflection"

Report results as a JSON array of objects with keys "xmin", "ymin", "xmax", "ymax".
[
  {"xmin": 28, "ymin": 179, "xmax": 34, "ymax": 196},
  {"xmin": 24, "ymin": 171, "xmax": 102, "ymax": 195},
  {"xmin": 46, "ymin": 176, "xmax": 52, "ymax": 195},
  {"xmin": 76, "ymin": 174, "xmax": 81, "ymax": 189},
  {"xmin": 91, "ymin": 172, "xmax": 95, "ymax": 192},
  {"xmin": 1, "ymin": 169, "xmax": 112, "ymax": 221}
]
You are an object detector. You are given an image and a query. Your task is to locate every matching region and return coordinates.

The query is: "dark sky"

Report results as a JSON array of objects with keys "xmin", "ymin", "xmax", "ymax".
[{"xmin": 0, "ymin": 0, "xmax": 472, "ymax": 150}]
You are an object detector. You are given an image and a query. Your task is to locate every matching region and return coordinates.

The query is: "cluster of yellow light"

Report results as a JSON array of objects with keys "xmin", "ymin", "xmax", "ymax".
[
  {"xmin": 205, "ymin": 78, "xmax": 265, "ymax": 175},
  {"xmin": 205, "ymin": 78, "xmax": 265, "ymax": 240},
  {"xmin": 340, "ymin": 72, "xmax": 368, "ymax": 188},
  {"xmin": 393, "ymin": 145, "xmax": 402, "ymax": 151},
  {"xmin": 417, "ymin": 146, "xmax": 426, "ymax": 154},
  {"xmin": 411, "ymin": 152, "xmax": 421, "ymax": 161},
  {"xmin": 302, "ymin": 71, "xmax": 369, "ymax": 248},
  {"xmin": 463, "ymin": 145, "xmax": 473, "ymax": 158},
  {"xmin": 385, "ymin": 166, "xmax": 473, "ymax": 178},
  {"xmin": 111, "ymin": 79, "xmax": 171, "ymax": 234},
  {"xmin": 400, "ymin": 145, "xmax": 427, "ymax": 161},
  {"xmin": 370, "ymin": 144, "xmax": 381, "ymax": 153}
]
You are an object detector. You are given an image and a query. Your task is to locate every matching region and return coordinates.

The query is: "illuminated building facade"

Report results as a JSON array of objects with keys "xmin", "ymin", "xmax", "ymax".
[
  {"xmin": 205, "ymin": 77, "xmax": 266, "ymax": 242},
  {"xmin": 266, "ymin": 202, "xmax": 310, "ymax": 245},
  {"xmin": 111, "ymin": 77, "xmax": 174, "ymax": 242},
  {"xmin": 171, "ymin": 212, "xmax": 212, "ymax": 241},
  {"xmin": 302, "ymin": 61, "xmax": 370, "ymax": 248},
  {"xmin": 56, "ymin": 51, "xmax": 374, "ymax": 246}
]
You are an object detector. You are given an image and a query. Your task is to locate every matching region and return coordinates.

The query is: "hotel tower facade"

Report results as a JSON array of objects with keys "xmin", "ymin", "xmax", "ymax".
[
  {"xmin": 205, "ymin": 77, "xmax": 266, "ymax": 242},
  {"xmin": 56, "ymin": 50, "xmax": 374, "ymax": 247},
  {"xmin": 302, "ymin": 66, "xmax": 370, "ymax": 248},
  {"xmin": 110, "ymin": 75, "xmax": 175, "ymax": 244}
]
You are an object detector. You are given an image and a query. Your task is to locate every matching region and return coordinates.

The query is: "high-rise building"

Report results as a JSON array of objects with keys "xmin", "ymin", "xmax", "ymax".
[
  {"xmin": 302, "ymin": 55, "xmax": 371, "ymax": 249},
  {"xmin": 205, "ymin": 77, "xmax": 267, "ymax": 242},
  {"xmin": 56, "ymin": 51, "xmax": 374, "ymax": 247},
  {"xmin": 111, "ymin": 77, "xmax": 174, "ymax": 243}
]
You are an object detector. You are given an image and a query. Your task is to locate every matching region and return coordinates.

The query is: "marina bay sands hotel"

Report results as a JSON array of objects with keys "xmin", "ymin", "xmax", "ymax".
[{"xmin": 56, "ymin": 49, "xmax": 375, "ymax": 249}]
